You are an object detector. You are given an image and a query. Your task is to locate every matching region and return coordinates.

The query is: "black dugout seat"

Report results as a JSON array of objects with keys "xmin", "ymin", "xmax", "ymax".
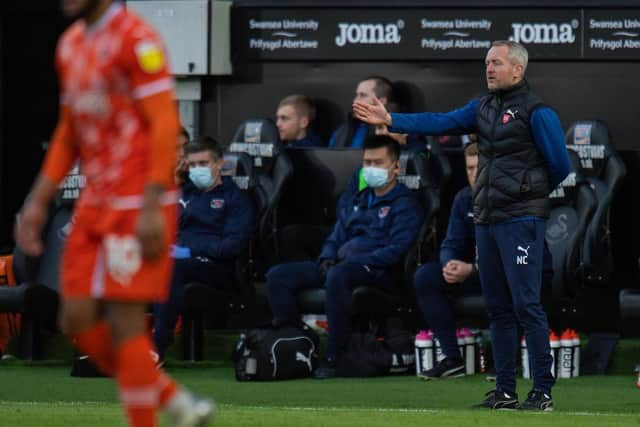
[
  {"xmin": 565, "ymin": 120, "xmax": 626, "ymax": 287},
  {"xmin": 228, "ymin": 119, "xmax": 293, "ymax": 269},
  {"xmin": 296, "ymin": 150, "xmax": 440, "ymax": 323},
  {"xmin": 543, "ymin": 150, "xmax": 598, "ymax": 301},
  {"xmin": 311, "ymin": 98, "xmax": 343, "ymax": 145},
  {"xmin": 391, "ymin": 80, "xmax": 427, "ymax": 114},
  {"xmin": 452, "ymin": 150, "xmax": 598, "ymax": 324},
  {"xmin": 619, "ymin": 288, "xmax": 640, "ymax": 337},
  {"xmin": 423, "ymin": 136, "xmax": 453, "ymax": 193},
  {"xmin": 180, "ymin": 152, "xmax": 259, "ymax": 361},
  {"xmin": 0, "ymin": 167, "xmax": 82, "ymax": 359}
]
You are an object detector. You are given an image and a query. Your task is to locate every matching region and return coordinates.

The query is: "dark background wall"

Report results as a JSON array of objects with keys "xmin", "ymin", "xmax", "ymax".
[{"xmin": 0, "ymin": 2, "xmax": 67, "ymax": 251}]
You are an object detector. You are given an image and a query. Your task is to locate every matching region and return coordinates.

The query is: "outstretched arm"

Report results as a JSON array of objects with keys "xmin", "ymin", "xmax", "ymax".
[{"xmin": 354, "ymin": 97, "xmax": 479, "ymax": 136}]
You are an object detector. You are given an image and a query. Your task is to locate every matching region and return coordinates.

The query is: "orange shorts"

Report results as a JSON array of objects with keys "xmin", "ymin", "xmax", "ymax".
[{"xmin": 61, "ymin": 202, "xmax": 177, "ymax": 303}]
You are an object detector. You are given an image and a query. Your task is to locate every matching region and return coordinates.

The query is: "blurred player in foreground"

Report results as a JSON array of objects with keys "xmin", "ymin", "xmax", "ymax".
[{"xmin": 14, "ymin": 0, "xmax": 213, "ymax": 425}]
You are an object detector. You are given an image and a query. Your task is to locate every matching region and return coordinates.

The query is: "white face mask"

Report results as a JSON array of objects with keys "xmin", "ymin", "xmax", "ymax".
[
  {"xmin": 189, "ymin": 166, "xmax": 214, "ymax": 189},
  {"xmin": 362, "ymin": 166, "xmax": 389, "ymax": 188}
]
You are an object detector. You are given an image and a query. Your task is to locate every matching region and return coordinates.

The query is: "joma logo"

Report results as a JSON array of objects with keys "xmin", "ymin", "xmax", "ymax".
[
  {"xmin": 335, "ymin": 21, "xmax": 403, "ymax": 47},
  {"xmin": 509, "ymin": 20, "xmax": 578, "ymax": 44}
]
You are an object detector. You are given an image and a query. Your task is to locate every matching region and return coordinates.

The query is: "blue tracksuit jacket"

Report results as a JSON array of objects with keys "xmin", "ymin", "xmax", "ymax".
[
  {"xmin": 177, "ymin": 176, "xmax": 255, "ymax": 260},
  {"xmin": 440, "ymin": 186, "xmax": 476, "ymax": 267},
  {"xmin": 318, "ymin": 181, "xmax": 424, "ymax": 269}
]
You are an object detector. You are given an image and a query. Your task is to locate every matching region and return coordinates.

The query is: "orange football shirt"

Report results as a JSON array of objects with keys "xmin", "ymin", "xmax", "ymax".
[{"xmin": 55, "ymin": 3, "xmax": 175, "ymax": 210}]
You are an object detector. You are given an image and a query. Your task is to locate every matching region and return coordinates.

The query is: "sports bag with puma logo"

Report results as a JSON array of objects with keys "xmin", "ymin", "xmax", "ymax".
[{"xmin": 233, "ymin": 323, "xmax": 319, "ymax": 381}]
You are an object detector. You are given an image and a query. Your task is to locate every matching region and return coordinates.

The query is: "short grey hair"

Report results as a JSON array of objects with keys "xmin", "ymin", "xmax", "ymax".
[{"xmin": 492, "ymin": 40, "xmax": 528, "ymax": 73}]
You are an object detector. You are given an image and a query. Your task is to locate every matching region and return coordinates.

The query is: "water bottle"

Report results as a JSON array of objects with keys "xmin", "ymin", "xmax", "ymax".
[
  {"xmin": 475, "ymin": 330, "xmax": 487, "ymax": 373},
  {"xmin": 456, "ymin": 329, "xmax": 465, "ymax": 362},
  {"xmin": 559, "ymin": 329, "xmax": 573, "ymax": 379},
  {"xmin": 301, "ymin": 314, "xmax": 317, "ymax": 333},
  {"xmin": 414, "ymin": 330, "xmax": 433, "ymax": 375},
  {"xmin": 549, "ymin": 331, "xmax": 560, "ymax": 378},
  {"xmin": 571, "ymin": 329, "xmax": 580, "ymax": 378},
  {"xmin": 521, "ymin": 336, "xmax": 530, "ymax": 379},
  {"xmin": 434, "ymin": 336, "xmax": 445, "ymax": 363},
  {"xmin": 461, "ymin": 328, "xmax": 475, "ymax": 375}
]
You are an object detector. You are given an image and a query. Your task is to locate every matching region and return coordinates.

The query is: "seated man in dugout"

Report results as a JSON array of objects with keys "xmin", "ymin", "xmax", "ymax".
[
  {"xmin": 152, "ymin": 137, "xmax": 255, "ymax": 362},
  {"xmin": 329, "ymin": 76, "xmax": 394, "ymax": 148},
  {"xmin": 266, "ymin": 134, "xmax": 424, "ymax": 379},
  {"xmin": 276, "ymin": 94, "xmax": 325, "ymax": 148},
  {"xmin": 329, "ymin": 75, "xmax": 425, "ymax": 151},
  {"xmin": 413, "ymin": 142, "xmax": 482, "ymax": 379},
  {"xmin": 276, "ymin": 109, "xmax": 415, "ymax": 264}
]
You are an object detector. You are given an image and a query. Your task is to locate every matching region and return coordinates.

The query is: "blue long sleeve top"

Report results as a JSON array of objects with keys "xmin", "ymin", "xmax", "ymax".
[
  {"xmin": 318, "ymin": 182, "xmax": 424, "ymax": 270},
  {"xmin": 389, "ymin": 98, "xmax": 570, "ymax": 189},
  {"xmin": 439, "ymin": 186, "xmax": 475, "ymax": 267}
]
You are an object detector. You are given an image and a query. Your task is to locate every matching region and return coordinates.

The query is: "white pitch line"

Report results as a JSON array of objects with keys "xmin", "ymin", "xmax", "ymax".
[
  {"xmin": 220, "ymin": 404, "xmax": 640, "ymax": 418},
  {"xmin": 1, "ymin": 401, "xmax": 638, "ymax": 418}
]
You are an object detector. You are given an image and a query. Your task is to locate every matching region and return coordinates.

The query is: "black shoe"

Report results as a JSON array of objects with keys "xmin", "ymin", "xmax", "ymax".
[
  {"xmin": 485, "ymin": 367, "xmax": 497, "ymax": 382},
  {"xmin": 313, "ymin": 359, "xmax": 337, "ymax": 379},
  {"xmin": 472, "ymin": 390, "xmax": 518, "ymax": 410},
  {"xmin": 517, "ymin": 389, "xmax": 554, "ymax": 412},
  {"xmin": 419, "ymin": 357, "xmax": 465, "ymax": 380}
]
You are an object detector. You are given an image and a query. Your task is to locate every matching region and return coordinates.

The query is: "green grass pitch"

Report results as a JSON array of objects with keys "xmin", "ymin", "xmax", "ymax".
[{"xmin": 1, "ymin": 365, "xmax": 639, "ymax": 426}]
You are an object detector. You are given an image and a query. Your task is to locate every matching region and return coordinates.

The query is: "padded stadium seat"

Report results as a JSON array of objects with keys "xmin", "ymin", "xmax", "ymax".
[
  {"xmin": 423, "ymin": 137, "xmax": 452, "ymax": 193},
  {"xmin": 0, "ymin": 186, "xmax": 77, "ymax": 359},
  {"xmin": 228, "ymin": 119, "xmax": 282, "ymax": 172},
  {"xmin": 180, "ymin": 152, "xmax": 258, "ymax": 361},
  {"xmin": 452, "ymin": 150, "xmax": 598, "ymax": 325},
  {"xmin": 396, "ymin": 151, "xmax": 442, "ymax": 267},
  {"xmin": 221, "ymin": 152, "xmax": 254, "ymax": 191},
  {"xmin": 545, "ymin": 150, "xmax": 598, "ymax": 299},
  {"xmin": 228, "ymin": 119, "xmax": 293, "ymax": 269},
  {"xmin": 451, "ymin": 295, "xmax": 486, "ymax": 321},
  {"xmin": 619, "ymin": 288, "xmax": 640, "ymax": 337},
  {"xmin": 311, "ymin": 98, "xmax": 343, "ymax": 145},
  {"xmin": 565, "ymin": 121, "xmax": 626, "ymax": 287},
  {"xmin": 423, "ymin": 135, "xmax": 458, "ymax": 246},
  {"xmin": 391, "ymin": 80, "xmax": 427, "ymax": 114},
  {"xmin": 296, "ymin": 150, "xmax": 441, "ymax": 324}
]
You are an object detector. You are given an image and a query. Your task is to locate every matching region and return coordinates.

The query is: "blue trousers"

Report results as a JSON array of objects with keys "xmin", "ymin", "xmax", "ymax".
[
  {"xmin": 413, "ymin": 262, "xmax": 480, "ymax": 359},
  {"xmin": 476, "ymin": 220, "xmax": 555, "ymax": 395},
  {"xmin": 152, "ymin": 257, "xmax": 233, "ymax": 360},
  {"xmin": 266, "ymin": 261, "xmax": 392, "ymax": 360}
]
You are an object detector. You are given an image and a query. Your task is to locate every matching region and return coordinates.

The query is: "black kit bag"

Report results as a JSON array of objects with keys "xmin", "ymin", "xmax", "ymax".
[
  {"xmin": 233, "ymin": 322, "xmax": 319, "ymax": 381},
  {"xmin": 336, "ymin": 329, "xmax": 416, "ymax": 377},
  {"xmin": 336, "ymin": 331, "xmax": 392, "ymax": 377}
]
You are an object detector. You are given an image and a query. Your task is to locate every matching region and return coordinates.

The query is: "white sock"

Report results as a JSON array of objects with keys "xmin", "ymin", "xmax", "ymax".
[{"xmin": 165, "ymin": 389, "xmax": 191, "ymax": 415}]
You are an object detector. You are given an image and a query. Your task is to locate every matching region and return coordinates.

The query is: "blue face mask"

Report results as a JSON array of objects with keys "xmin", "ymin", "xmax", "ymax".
[
  {"xmin": 189, "ymin": 166, "xmax": 214, "ymax": 190},
  {"xmin": 362, "ymin": 166, "xmax": 389, "ymax": 189}
]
